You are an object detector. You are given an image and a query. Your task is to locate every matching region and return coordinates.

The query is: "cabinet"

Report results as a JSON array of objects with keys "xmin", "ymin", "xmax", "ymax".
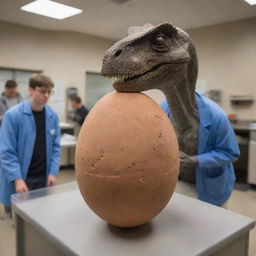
[
  {"xmin": 232, "ymin": 122, "xmax": 256, "ymax": 185},
  {"xmin": 60, "ymin": 122, "xmax": 76, "ymax": 167},
  {"xmin": 248, "ymin": 131, "xmax": 256, "ymax": 184}
]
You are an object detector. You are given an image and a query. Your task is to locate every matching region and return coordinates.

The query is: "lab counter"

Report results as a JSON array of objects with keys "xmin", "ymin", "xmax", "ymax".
[
  {"xmin": 60, "ymin": 135, "xmax": 76, "ymax": 149},
  {"xmin": 231, "ymin": 121, "xmax": 256, "ymax": 185},
  {"xmin": 60, "ymin": 133, "xmax": 76, "ymax": 167},
  {"xmin": 12, "ymin": 182, "xmax": 255, "ymax": 256},
  {"xmin": 231, "ymin": 122, "xmax": 256, "ymax": 132}
]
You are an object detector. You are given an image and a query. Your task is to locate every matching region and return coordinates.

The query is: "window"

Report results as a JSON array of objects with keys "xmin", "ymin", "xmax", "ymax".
[
  {"xmin": 0, "ymin": 68, "xmax": 41, "ymax": 99},
  {"xmin": 85, "ymin": 72, "xmax": 114, "ymax": 109},
  {"xmin": 85, "ymin": 71, "xmax": 165, "ymax": 108}
]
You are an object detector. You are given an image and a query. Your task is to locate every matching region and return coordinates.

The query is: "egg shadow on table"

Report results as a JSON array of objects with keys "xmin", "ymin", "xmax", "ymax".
[{"xmin": 106, "ymin": 222, "xmax": 153, "ymax": 240}]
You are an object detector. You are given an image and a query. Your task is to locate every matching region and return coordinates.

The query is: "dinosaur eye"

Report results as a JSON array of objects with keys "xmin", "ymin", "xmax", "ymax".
[
  {"xmin": 151, "ymin": 34, "xmax": 169, "ymax": 52},
  {"xmin": 155, "ymin": 36, "xmax": 166, "ymax": 47}
]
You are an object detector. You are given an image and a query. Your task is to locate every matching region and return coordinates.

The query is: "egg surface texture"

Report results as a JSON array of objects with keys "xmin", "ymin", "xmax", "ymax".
[{"xmin": 76, "ymin": 92, "xmax": 179, "ymax": 227}]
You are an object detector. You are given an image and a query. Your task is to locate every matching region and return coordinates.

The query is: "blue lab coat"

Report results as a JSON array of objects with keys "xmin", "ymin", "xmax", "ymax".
[
  {"xmin": 0, "ymin": 100, "xmax": 61, "ymax": 206},
  {"xmin": 161, "ymin": 92, "xmax": 240, "ymax": 205}
]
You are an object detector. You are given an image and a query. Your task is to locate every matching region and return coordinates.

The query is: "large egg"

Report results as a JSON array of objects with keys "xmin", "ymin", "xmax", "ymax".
[{"xmin": 75, "ymin": 92, "xmax": 179, "ymax": 227}]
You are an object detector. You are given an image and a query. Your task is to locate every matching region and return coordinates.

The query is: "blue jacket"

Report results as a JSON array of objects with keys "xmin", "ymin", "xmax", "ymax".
[
  {"xmin": 161, "ymin": 92, "xmax": 240, "ymax": 205},
  {"xmin": 0, "ymin": 100, "xmax": 61, "ymax": 206}
]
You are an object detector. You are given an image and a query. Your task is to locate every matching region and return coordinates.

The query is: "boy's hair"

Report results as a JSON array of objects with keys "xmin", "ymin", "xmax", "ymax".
[
  {"xmin": 29, "ymin": 73, "xmax": 54, "ymax": 89},
  {"xmin": 5, "ymin": 80, "xmax": 17, "ymax": 89},
  {"xmin": 70, "ymin": 95, "xmax": 81, "ymax": 104}
]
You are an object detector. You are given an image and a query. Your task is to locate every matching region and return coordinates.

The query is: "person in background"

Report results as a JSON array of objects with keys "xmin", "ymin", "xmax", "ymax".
[
  {"xmin": 0, "ymin": 73, "xmax": 61, "ymax": 216},
  {"xmin": 161, "ymin": 92, "xmax": 240, "ymax": 206},
  {"xmin": 69, "ymin": 95, "xmax": 89, "ymax": 126},
  {"xmin": 0, "ymin": 80, "xmax": 23, "ymax": 125}
]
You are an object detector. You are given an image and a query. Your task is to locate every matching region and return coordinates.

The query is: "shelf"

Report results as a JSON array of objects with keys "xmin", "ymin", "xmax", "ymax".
[{"xmin": 230, "ymin": 95, "xmax": 254, "ymax": 106}]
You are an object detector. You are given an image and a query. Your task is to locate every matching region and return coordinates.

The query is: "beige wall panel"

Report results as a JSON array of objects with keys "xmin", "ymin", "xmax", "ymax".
[
  {"xmin": 0, "ymin": 21, "xmax": 114, "ymax": 120},
  {"xmin": 0, "ymin": 18, "xmax": 255, "ymax": 120},
  {"xmin": 189, "ymin": 18, "xmax": 256, "ymax": 120}
]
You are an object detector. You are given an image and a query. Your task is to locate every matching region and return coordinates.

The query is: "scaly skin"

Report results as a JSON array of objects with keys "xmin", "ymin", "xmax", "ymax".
[{"xmin": 101, "ymin": 23, "xmax": 199, "ymax": 181}]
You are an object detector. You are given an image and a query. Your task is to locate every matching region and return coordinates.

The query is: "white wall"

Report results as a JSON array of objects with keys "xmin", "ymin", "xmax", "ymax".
[
  {"xmin": 0, "ymin": 18, "xmax": 256, "ymax": 120},
  {"xmin": 0, "ymin": 21, "xmax": 114, "ymax": 120},
  {"xmin": 189, "ymin": 17, "xmax": 256, "ymax": 120}
]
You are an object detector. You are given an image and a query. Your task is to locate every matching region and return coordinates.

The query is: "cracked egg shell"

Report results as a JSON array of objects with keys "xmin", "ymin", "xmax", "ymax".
[{"xmin": 75, "ymin": 92, "xmax": 179, "ymax": 227}]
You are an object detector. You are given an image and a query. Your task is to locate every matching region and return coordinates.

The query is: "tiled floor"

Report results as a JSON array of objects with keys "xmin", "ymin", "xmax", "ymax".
[{"xmin": 0, "ymin": 168, "xmax": 255, "ymax": 256}]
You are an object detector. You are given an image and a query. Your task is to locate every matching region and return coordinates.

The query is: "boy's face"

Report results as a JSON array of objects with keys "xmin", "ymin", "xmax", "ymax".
[
  {"xmin": 29, "ymin": 86, "xmax": 53, "ymax": 106},
  {"xmin": 5, "ymin": 87, "xmax": 17, "ymax": 98},
  {"xmin": 71, "ymin": 100, "xmax": 78, "ymax": 109}
]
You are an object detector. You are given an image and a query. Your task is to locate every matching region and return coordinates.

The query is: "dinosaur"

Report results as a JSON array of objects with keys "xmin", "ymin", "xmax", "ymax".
[{"xmin": 101, "ymin": 23, "xmax": 199, "ymax": 182}]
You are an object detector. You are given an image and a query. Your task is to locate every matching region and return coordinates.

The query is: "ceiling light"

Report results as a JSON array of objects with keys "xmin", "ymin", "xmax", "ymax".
[
  {"xmin": 243, "ymin": 0, "xmax": 256, "ymax": 5},
  {"xmin": 20, "ymin": 0, "xmax": 83, "ymax": 20}
]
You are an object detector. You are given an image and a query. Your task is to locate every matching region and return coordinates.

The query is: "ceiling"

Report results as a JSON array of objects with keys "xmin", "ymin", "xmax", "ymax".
[{"xmin": 0, "ymin": 0, "xmax": 256, "ymax": 41}]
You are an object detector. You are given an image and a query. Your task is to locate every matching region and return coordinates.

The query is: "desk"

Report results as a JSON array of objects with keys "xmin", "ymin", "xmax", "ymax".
[
  {"xmin": 12, "ymin": 182, "xmax": 255, "ymax": 256},
  {"xmin": 60, "ymin": 136, "xmax": 76, "ymax": 167},
  {"xmin": 60, "ymin": 122, "xmax": 76, "ymax": 167},
  {"xmin": 59, "ymin": 122, "xmax": 75, "ymax": 130},
  {"xmin": 60, "ymin": 138, "xmax": 77, "ymax": 149},
  {"xmin": 232, "ymin": 121, "xmax": 256, "ymax": 184}
]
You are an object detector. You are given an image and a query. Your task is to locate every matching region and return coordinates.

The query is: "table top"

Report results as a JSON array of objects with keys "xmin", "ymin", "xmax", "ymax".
[
  {"xmin": 60, "ymin": 133, "xmax": 77, "ymax": 148},
  {"xmin": 231, "ymin": 121, "xmax": 256, "ymax": 131},
  {"xmin": 60, "ymin": 122, "xmax": 75, "ymax": 129},
  {"xmin": 12, "ymin": 182, "xmax": 255, "ymax": 256},
  {"xmin": 60, "ymin": 138, "xmax": 76, "ymax": 148}
]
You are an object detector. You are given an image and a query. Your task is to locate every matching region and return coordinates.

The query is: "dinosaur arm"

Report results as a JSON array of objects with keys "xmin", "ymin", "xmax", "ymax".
[{"xmin": 180, "ymin": 151, "xmax": 198, "ymax": 168}]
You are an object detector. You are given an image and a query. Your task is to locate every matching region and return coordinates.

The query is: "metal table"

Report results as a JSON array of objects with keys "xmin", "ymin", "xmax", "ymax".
[{"xmin": 12, "ymin": 182, "xmax": 255, "ymax": 256}]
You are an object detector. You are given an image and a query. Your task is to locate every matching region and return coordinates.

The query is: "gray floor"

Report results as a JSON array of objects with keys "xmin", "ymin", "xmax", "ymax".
[{"xmin": 0, "ymin": 168, "xmax": 256, "ymax": 256}]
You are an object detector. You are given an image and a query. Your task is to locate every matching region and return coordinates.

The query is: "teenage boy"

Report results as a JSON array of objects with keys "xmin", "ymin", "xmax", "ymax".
[{"xmin": 0, "ymin": 73, "xmax": 61, "ymax": 216}]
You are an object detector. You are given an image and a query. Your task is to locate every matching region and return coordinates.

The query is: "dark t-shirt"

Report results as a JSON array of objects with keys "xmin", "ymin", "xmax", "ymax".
[
  {"xmin": 26, "ymin": 108, "xmax": 46, "ymax": 180},
  {"xmin": 75, "ymin": 105, "xmax": 89, "ymax": 126}
]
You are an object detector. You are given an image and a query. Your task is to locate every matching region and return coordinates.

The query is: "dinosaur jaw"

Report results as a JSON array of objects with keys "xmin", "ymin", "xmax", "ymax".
[{"xmin": 110, "ymin": 62, "xmax": 187, "ymax": 92}]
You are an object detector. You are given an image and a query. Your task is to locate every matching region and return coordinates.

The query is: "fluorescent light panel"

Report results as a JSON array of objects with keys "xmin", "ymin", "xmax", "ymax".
[
  {"xmin": 243, "ymin": 0, "xmax": 256, "ymax": 5},
  {"xmin": 20, "ymin": 0, "xmax": 83, "ymax": 20}
]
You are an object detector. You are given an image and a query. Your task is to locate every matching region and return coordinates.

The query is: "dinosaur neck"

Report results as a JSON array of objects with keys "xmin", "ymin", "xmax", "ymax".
[{"xmin": 162, "ymin": 78, "xmax": 199, "ymax": 154}]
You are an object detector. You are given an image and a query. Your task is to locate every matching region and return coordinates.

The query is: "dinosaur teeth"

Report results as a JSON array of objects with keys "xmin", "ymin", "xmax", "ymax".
[
  {"xmin": 112, "ymin": 75, "xmax": 126, "ymax": 82},
  {"xmin": 105, "ymin": 72, "xmax": 145, "ymax": 83},
  {"xmin": 105, "ymin": 63, "xmax": 170, "ymax": 85},
  {"xmin": 112, "ymin": 76, "xmax": 123, "ymax": 83}
]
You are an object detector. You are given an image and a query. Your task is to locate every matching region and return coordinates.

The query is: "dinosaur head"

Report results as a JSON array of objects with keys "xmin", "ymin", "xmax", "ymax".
[{"xmin": 101, "ymin": 22, "xmax": 198, "ymax": 94}]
